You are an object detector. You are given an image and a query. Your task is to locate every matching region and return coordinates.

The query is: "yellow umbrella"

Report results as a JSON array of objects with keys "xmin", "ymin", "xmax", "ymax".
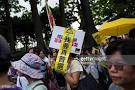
[
  {"xmin": 99, "ymin": 18, "xmax": 135, "ymax": 36},
  {"xmin": 92, "ymin": 31, "xmax": 110, "ymax": 44}
]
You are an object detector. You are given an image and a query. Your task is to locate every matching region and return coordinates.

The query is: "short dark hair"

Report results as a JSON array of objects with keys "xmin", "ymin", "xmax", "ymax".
[
  {"xmin": 128, "ymin": 28, "xmax": 135, "ymax": 39},
  {"xmin": 33, "ymin": 47, "xmax": 49, "ymax": 56},
  {"xmin": 105, "ymin": 39, "xmax": 135, "ymax": 64},
  {"xmin": 105, "ymin": 39, "xmax": 135, "ymax": 55},
  {"xmin": 0, "ymin": 35, "xmax": 11, "ymax": 74},
  {"xmin": 69, "ymin": 53, "xmax": 77, "ymax": 58},
  {"xmin": 33, "ymin": 47, "xmax": 41, "ymax": 56}
]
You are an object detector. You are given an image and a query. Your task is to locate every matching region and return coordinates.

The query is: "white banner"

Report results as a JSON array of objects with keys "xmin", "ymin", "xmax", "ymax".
[{"xmin": 49, "ymin": 26, "xmax": 85, "ymax": 54}]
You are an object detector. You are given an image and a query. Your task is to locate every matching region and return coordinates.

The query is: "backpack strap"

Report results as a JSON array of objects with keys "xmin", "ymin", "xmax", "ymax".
[
  {"xmin": 18, "ymin": 77, "xmax": 22, "ymax": 87},
  {"xmin": 76, "ymin": 58, "xmax": 88, "ymax": 76},
  {"xmin": 77, "ymin": 58, "xmax": 99, "ymax": 82},
  {"xmin": 32, "ymin": 83, "xmax": 45, "ymax": 90}
]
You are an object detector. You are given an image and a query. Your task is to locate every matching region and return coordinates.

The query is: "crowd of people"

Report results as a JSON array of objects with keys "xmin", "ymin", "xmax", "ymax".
[{"xmin": 0, "ymin": 28, "xmax": 135, "ymax": 90}]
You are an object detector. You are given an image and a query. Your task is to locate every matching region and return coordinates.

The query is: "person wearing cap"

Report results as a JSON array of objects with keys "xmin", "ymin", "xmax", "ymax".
[
  {"xmin": 0, "ymin": 35, "xmax": 21, "ymax": 90},
  {"xmin": 13, "ymin": 53, "xmax": 47, "ymax": 90},
  {"xmin": 105, "ymin": 39, "xmax": 135, "ymax": 90}
]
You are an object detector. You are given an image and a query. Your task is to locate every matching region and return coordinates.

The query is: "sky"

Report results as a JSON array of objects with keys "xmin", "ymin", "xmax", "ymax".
[
  {"xmin": 11, "ymin": 0, "xmax": 59, "ymax": 17},
  {"xmin": 11, "ymin": 0, "xmax": 101, "ymax": 30}
]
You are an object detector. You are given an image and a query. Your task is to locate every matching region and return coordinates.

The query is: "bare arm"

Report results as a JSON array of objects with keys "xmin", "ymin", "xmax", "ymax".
[{"xmin": 64, "ymin": 71, "xmax": 81, "ymax": 88}]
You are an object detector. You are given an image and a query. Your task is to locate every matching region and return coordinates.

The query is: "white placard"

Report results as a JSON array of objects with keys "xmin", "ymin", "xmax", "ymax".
[{"xmin": 49, "ymin": 26, "xmax": 85, "ymax": 54}]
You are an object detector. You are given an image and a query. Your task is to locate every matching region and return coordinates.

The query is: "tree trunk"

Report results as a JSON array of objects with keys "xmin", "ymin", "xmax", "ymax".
[
  {"xmin": 80, "ymin": 0, "xmax": 97, "ymax": 49},
  {"xmin": 59, "ymin": 0, "xmax": 66, "ymax": 27},
  {"xmin": 24, "ymin": 35, "xmax": 29, "ymax": 52},
  {"xmin": 29, "ymin": 0, "xmax": 46, "ymax": 49},
  {"xmin": 77, "ymin": 0, "xmax": 84, "ymax": 30},
  {"xmin": 4, "ymin": 0, "xmax": 16, "ymax": 53}
]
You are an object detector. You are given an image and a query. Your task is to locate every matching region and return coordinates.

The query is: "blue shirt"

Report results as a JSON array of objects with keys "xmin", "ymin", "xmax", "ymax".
[{"xmin": 26, "ymin": 80, "xmax": 47, "ymax": 90}]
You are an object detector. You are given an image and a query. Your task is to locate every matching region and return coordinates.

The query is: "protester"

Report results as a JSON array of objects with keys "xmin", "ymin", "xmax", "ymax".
[
  {"xmin": 105, "ymin": 39, "xmax": 135, "ymax": 90},
  {"xmin": 0, "ymin": 35, "xmax": 21, "ymax": 90},
  {"xmin": 39, "ymin": 49, "xmax": 50, "ymax": 66},
  {"xmin": 64, "ymin": 53, "xmax": 83, "ymax": 90},
  {"xmin": 50, "ymin": 49, "xmax": 66, "ymax": 90},
  {"xmin": 50, "ymin": 49, "xmax": 58, "ymax": 67},
  {"xmin": 13, "ymin": 53, "xmax": 47, "ymax": 90}
]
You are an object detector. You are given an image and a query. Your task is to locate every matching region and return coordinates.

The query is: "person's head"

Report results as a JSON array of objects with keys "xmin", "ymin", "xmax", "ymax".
[
  {"xmin": 13, "ymin": 53, "xmax": 45, "ymax": 80},
  {"xmin": 128, "ymin": 28, "xmax": 135, "ymax": 39},
  {"xmin": 52, "ymin": 49, "xmax": 58, "ymax": 57},
  {"xmin": 33, "ymin": 48, "xmax": 48, "ymax": 58},
  {"xmin": 39, "ymin": 50, "xmax": 46, "ymax": 59},
  {"xmin": 33, "ymin": 47, "xmax": 41, "ymax": 55},
  {"xmin": 85, "ymin": 48, "xmax": 92, "ymax": 55},
  {"xmin": 28, "ymin": 48, "xmax": 34, "ymax": 53},
  {"xmin": 109, "ymin": 36, "xmax": 117, "ymax": 42},
  {"xmin": 105, "ymin": 39, "xmax": 135, "ymax": 87},
  {"xmin": 0, "ymin": 35, "xmax": 11, "ymax": 75},
  {"xmin": 92, "ymin": 47, "xmax": 99, "ymax": 55},
  {"xmin": 68, "ymin": 53, "xmax": 77, "ymax": 60}
]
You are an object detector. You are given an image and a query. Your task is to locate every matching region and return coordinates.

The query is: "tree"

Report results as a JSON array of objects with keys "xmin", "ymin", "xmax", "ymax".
[
  {"xmin": 29, "ymin": 0, "xmax": 46, "ymax": 49},
  {"xmin": 80, "ymin": 0, "xmax": 97, "ymax": 49},
  {"xmin": 64, "ymin": 0, "xmax": 78, "ymax": 26},
  {"xmin": 3, "ymin": 0, "xmax": 15, "ymax": 52},
  {"xmin": 12, "ymin": 16, "xmax": 34, "ymax": 51},
  {"xmin": 0, "ymin": 0, "xmax": 25, "ymax": 52},
  {"xmin": 59, "ymin": 0, "xmax": 66, "ymax": 27},
  {"xmin": 50, "ymin": 0, "xmax": 78, "ymax": 27},
  {"xmin": 90, "ymin": 0, "xmax": 135, "ymax": 24}
]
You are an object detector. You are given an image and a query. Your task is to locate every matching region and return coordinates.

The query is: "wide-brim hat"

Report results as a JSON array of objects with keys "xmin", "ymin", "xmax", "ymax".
[{"xmin": 12, "ymin": 53, "xmax": 44, "ymax": 79}]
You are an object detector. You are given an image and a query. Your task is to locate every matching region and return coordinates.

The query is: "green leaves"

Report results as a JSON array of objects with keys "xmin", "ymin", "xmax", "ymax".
[{"xmin": 91, "ymin": 0, "xmax": 135, "ymax": 25}]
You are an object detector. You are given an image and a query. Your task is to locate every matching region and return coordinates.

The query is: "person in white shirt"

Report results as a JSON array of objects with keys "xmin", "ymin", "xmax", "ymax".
[
  {"xmin": 39, "ymin": 49, "xmax": 50, "ymax": 66},
  {"xmin": 64, "ymin": 53, "xmax": 83, "ymax": 90}
]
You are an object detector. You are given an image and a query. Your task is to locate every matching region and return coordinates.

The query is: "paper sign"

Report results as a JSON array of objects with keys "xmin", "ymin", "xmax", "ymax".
[{"xmin": 49, "ymin": 26, "xmax": 85, "ymax": 54}]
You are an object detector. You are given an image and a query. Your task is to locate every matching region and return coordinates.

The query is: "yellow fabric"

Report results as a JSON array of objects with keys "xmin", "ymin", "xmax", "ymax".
[
  {"xmin": 99, "ymin": 18, "xmax": 135, "ymax": 36},
  {"xmin": 54, "ymin": 28, "xmax": 75, "ymax": 74},
  {"xmin": 92, "ymin": 32, "xmax": 109, "ymax": 44}
]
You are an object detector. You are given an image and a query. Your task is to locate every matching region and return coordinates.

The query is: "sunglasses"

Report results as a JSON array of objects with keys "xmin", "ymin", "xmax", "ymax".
[{"xmin": 107, "ymin": 61, "xmax": 126, "ymax": 71}]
